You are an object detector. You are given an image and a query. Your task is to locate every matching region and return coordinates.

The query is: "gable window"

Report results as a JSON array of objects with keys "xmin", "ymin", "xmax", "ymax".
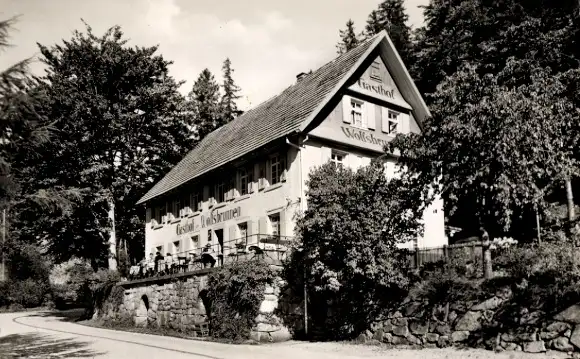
[
  {"xmin": 269, "ymin": 154, "xmax": 286, "ymax": 185},
  {"xmin": 269, "ymin": 213, "xmax": 280, "ymax": 237},
  {"xmin": 351, "ymin": 99, "xmax": 365, "ymax": 128},
  {"xmin": 239, "ymin": 166, "xmax": 254, "ymax": 196},
  {"xmin": 386, "ymin": 110, "xmax": 399, "ymax": 135},
  {"xmin": 370, "ymin": 60, "xmax": 381, "ymax": 81}
]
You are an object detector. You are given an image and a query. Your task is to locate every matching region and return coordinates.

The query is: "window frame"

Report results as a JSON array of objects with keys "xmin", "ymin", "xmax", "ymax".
[
  {"xmin": 350, "ymin": 99, "xmax": 365, "ymax": 129},
  {"xmin": 330, "ymin": 151, "xmax": 345, "ymax": 168},
  {"xmin": 239, "ymin": 166, "xmax": 254, "ymax": 196},
  {"xmin": 387, "ymin": 110, "xmax": 400, "ymax": 135},
  {"xmin": 370, "ymin": 60, "xmax": 381, "ymax": 81},
  {"xmin": 269, "ymin": 154, "xmax": 286, "ymax": 185},
  {"xmin": 269, "ymin": 213, "xmax": 281, "ymax": 237},
  {"xmin": 190, "ymin": 190, "xmax": 201, "ymax": 212},
  {"xmin": 214, "ymin": 181, "xmax": 225, "ymax": 203}
]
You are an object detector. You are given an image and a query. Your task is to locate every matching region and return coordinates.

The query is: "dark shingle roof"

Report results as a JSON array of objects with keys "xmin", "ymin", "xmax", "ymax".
[{"xmin": 137, "ymin": 36, "xmax": 378, "ymax": 204}]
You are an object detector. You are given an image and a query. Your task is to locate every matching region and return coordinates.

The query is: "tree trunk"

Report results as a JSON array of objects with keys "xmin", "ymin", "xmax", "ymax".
[
  {"xmin": 566, "ymin": 177, "xmax": 575, "ymax": 232},
  {"xmin": 480, "ymin": 227, "xmax": 493, "ymax": 279},
  {"xmin": 108, "ymin": 200, "xmax": 118, "ymax": 271}
]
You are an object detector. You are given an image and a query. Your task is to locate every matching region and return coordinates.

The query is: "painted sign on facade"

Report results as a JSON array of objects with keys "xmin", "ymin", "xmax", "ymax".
[
  {"xmin": 340, "ymin": 126, "xmax": 390, "ymax": 147},
  {"xmin": 202, "ymin": 206, "xmax": 241, "ymax": 228}
]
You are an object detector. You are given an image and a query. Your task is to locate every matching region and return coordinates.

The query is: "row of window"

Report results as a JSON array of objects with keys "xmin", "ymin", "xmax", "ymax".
[
  {"xmin": 150, "ymin": 154, "xmax": 287, "ymax": 224},
  {"xmin": 346, "ymin": 96, "xmax": 402, "ymax": 135},
  {"xmin": 151, "ymin": 214, "xmax": 281, "ymax": 256}
]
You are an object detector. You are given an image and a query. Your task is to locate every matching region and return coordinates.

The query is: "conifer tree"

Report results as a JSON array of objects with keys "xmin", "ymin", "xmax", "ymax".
[
  {"xmin": 365, "ymin": 0, "xmax": 412, "ymax": 63},
  {"xmin": 336, "ymin": 19, "xmax": 361, "ymax": 55},
  {"xmin": 188, "ymin": 69, "xmax": 221, "ymax": 141},
  {"xmin": 220, "ymin": 58, "xmax": 242, "ymax": 124}
]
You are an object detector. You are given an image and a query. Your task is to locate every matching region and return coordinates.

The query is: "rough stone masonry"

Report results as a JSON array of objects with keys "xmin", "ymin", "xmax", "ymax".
[{"xmin": 94, "ymin": 270, "xmax": 291, "ymax": 342}]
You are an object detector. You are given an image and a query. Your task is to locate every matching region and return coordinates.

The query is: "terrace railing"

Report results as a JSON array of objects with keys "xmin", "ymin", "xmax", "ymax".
[{"xmin": 127, "ymin": 234, "xmax": 293, "ymax": 281}]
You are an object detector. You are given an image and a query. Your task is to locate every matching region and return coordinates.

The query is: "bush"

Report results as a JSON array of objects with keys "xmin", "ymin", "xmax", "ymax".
[
  {"xmin": 0, "ymin": 279, "xmax": 50, "ymax": 309},
  {"xmin": 206, "ymin": 260, "xmax": 275, "ymax": 341},
  {"xmin": 277, "ymin": 161, "xmax": 422, "ymax": 340}
]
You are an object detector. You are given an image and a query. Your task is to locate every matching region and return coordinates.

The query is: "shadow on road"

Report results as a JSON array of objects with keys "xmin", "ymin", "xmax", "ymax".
[
  {"xmin": 32, "ymin": 308, "xmax": 87, "ymax": 323},
  {"xmin": 0, "ymin": 332, "xmax": 105, "ymax": 358}
]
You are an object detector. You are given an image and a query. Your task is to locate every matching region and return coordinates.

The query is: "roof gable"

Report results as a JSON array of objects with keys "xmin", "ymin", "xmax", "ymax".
[{"xmin": 137, "ymin": 31, "xmax": 423, "ymax": 204}]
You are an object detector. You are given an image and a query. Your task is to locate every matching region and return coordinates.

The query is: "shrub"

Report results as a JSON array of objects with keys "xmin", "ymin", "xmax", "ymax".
[
  {"xmin": 206, "ymin": 260, "xmax": 275, "ymax": 341},
  {"xmin": 0, "ymin": 279, "xmax": 50, "ymax": 309}
]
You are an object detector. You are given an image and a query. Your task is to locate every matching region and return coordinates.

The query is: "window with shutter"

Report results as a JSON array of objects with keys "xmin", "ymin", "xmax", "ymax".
[
  {"xmin": 342, "ymin": 96, "xmax": 352, "ymax": 124},
  {"xmin": 366, "ymin": 102, "xmax": 376, "ymax": 130}
]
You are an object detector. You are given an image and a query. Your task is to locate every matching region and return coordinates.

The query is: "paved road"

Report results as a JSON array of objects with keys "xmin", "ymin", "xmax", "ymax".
[{"xmin": 0, "ymin": 311, "xmax": 572, "ymax": 359}]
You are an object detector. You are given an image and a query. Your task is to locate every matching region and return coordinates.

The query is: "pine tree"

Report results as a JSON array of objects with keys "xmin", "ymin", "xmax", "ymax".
[
  {"xmin": 364, "ymin": 10, "xmax": 383, "ymax": 38},
  {"xmin": 220, "ymin": 58, "xmax": 242, "ymax": 125},
  {"xmin": 188, "ymin": 69, "xmax": 221, "ymax": 141},
  {"xmin": 365, "ymin": 0, "xmax": 412, "ymax": 63},
  {"xmin": 336, "ymin": 19, "xmax": 361, "ymax": 55}
]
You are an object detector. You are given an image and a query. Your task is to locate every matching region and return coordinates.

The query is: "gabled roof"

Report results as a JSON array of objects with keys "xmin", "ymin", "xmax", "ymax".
[{"xmin": 137, "ymin": 30, "xmax": 428, "ymax": 204}]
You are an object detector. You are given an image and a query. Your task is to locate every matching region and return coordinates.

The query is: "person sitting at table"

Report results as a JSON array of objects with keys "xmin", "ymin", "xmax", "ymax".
[
  {"xmin": 201, "ymin": 243, "xmax": 216, "ymax": 268},
  {"xmin": 154, "ymin": 251, "xmax": 164, "ymax": 274},
  {"xmin": 165, "ymin": 252, "xmax": 174, "ymax": 274}
]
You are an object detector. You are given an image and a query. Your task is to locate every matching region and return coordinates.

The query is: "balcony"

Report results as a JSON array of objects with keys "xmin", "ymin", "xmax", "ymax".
[{"xmin": 124, "ymin": 234, "xmax": 293, "ymax": 283}]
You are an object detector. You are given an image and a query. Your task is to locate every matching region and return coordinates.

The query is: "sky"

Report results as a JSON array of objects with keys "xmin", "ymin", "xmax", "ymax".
[{"xmin": 0, "ymin": 0, "xmax": 428, "ymax": 110}]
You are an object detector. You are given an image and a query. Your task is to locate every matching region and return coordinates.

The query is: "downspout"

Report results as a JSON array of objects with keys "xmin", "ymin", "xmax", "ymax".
[{"xmin": 285, "ymin": 134, "xmax": 309, "ymax": 337}]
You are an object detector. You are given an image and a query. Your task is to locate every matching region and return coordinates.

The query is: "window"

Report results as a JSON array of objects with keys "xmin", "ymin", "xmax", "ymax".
[
  {"xmin": 214, "ymin": 182, "xmax": 225, "ymax": 203},
  {"xmin": 238, "ymin": 222, "xmax": 248, "ymax": 241},
  {"xmin": 159, "ymin": 203, "xmax": 167, "ymax": 221},
  {"xmin": 154, "ymin": 207, "xmax": 161, "ymax": 223},
  {"xmin": 180, "ymin": 196, "xmax": 190, "ymax": 217},
  {"xmin": 190, "ymin": 191, "xmax": 201, "ymax": 212},
  {"xmin": 270, "ymin": 154, "xmax": 286, "ymax": 185},
  {"xmin": 155, "ymin": 246, "xmax": 163, "ymax": 255},
  {"xmin": 269, "ymin": 213, "xmax": 280, "ymax": 237},
  {"xmin": 370, "ymin": 60, "xmax": 381, "ymax": 81},
  {"xmin": 173, "ymin": 241, "xmax": 180, "ymax": 254},
  {"xmin": 239, "ymin": 166, "xmax": 254, "ymax": 196},
  {"xmin": 387, "ymin": 110, "xmax": 399, "ymax": 134},
  {"xmin": 331, "ymin": 151, "xmax": 344, "ymax": 168},
  {"xmin": 172, "ymin": 200, "xmax": 180, "ymax": 218},
  {"xmin": 351, "ymin": 99, "xmax": 365, "ymax": 128}
]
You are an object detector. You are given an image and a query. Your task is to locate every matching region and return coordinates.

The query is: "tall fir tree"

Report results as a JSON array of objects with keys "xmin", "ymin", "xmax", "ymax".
[
  {"xmin": 188, "ymin": 69, "xmax": 221, "ymax": 141},
  {"xmin": 365, "ymin": 0, "xmax": 412, "ymax": 64},
  {"xmin": 220, "ymin": 58, "xmax": 242, "ymax": 124},
  {"xmin": 336, "ymin": 19, "xmax": 361, "ymax": 55}
]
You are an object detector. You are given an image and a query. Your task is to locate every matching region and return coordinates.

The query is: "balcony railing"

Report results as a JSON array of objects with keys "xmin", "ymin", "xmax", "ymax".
[{"xmin": 126, "ymin": 234, "xmax": 293, "ymax": 281}]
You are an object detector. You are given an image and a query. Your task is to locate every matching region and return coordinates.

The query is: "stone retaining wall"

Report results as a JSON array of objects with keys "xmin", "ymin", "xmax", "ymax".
[
  {"xmin": 94, "ymin": 269, "xmax": 290, "ymax": 342},
  {"xmin": 358, "ymin": 286, "xmax": 580, "ymax": 354}
]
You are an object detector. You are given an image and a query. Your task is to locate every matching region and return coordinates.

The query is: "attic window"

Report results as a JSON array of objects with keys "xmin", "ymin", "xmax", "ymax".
[{"xmin": 370, "ymin": 61, "xmax": 381, "ymax": 81}]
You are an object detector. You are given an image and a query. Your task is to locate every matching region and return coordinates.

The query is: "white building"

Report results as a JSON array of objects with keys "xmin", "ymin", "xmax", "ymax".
[{"xmin": 136, "ymin": 31, "xmax": 446, "ymax": 262}]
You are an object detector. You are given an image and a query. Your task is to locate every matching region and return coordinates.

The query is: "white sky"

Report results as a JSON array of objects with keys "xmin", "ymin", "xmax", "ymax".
[{"xmin": 0, "ymin": 0, "xmax": 428, "ymax": 111}]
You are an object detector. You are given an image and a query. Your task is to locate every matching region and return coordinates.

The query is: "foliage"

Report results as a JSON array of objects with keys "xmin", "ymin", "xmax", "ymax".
[
  {"xmin": 280, "ymin": 161, "xmax": 423, "ymax": 340},
  {"xmin": 220, "ymin": 58, "xmax": 242, "ymax": 123},
  {"xmin": 336, "ymin": 20, "xmax": 361, "ymax": 55},
  {"xmin": 20, "ymin": 22, "xmax": 194, "ymax": 266},
  {"xmin": 206, "ymin": 260, "xmax": 275, "ymax": 341},
  {"xmin": 0, "ymin": 279, "xmax": 50, "ymax": 308},
  {"xmin": 188, "ymin": 68, "xmax": 221, "ymax": 141},
  {"xmin": 388, "ymin": 61, "xmax": 579, "ymax": 239},
  {"xmin": 81, "ymin": 269, "xmax": 121, "ymax": 318},
  {"xmin": 411, "ymin": 0, "xmax": 579, "ymax": 97},
  {"xmin": 364, "ymin": 0, "xmax": 412, "ymax": 64}
]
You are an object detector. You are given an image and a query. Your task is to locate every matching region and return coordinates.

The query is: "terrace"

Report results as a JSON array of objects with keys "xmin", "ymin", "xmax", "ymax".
[{"xmin": 124, "ymin": 234, "xmax": 292, "ymax": 282}]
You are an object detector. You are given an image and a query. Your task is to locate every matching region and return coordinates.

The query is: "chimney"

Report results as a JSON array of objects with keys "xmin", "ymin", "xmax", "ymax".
[{"xmin": 296, "ymin": 72, "xmax": 308, "ymax": 83}]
